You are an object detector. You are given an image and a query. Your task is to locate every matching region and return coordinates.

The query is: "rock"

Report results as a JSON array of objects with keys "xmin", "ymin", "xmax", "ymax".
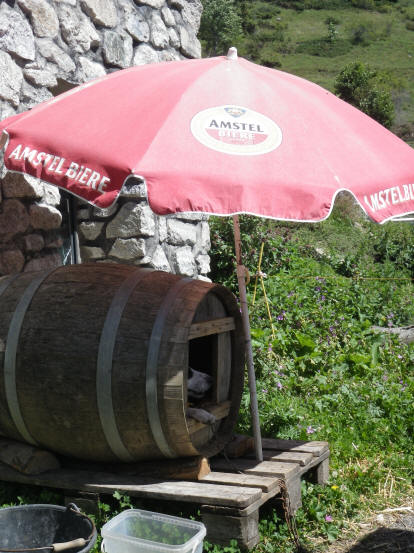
[
  {"xmin": 158, "ymin": 216, "xmax": 167, "ymax": 242},
  {"xmin": 52, "ymin": 0, "xmax": 77, "ymax": 5},
  {"xmin": 170, "ymin": 245, "xmax": 196, "ymax": 276},
  {"xmin": 167, "ymin": 219, "xmax": 197, "ymax": 246},
  {"xmin": 0, "ymin": 52, "xmax": 23, "ymax": 107},
  {"xmin": 133, "ymin": 43, "xmax": 159, "ymax": 65},
  {"xmin": 29, "ymin": 203, "xmax": 62, "ymax": 230},
  {"xmin": 0, "ymin": 103, "xmax": 17, "ymax": 122},
  {"xmin": 80, "ymin": 0, "xmax": 118, "ymax": 28},
  {"xmin": 36, "ymin": 38, "xmax": 76, "ymax": 74},
  {"xmin": 168, "ymin": 28, "xmax": 180, "ymax": 48},
  {"xmin": 24, "ymin": 253, "xmax": 61, "ymax": 272},
  {"xmin": 109, "ymin": 237, "xmax": 146, "ymax": 261},
  {"xmin": 0, "ymin": 4, "xmax": 35, "ymax": 61},
  {"xmin": 23, "ymin": 69, "xmax": 58, "ymax": 88},
  {"xmin": 0, "ymin": 199, "xmax": 30, "ymax": 236},
  {"xmin": 150, "ymin": 13, "xmax": 169, "ymax": 49},
  {"xmin": 24, "ymin": 234, "xmax": 45, "ymax": 252},
  {"xmin": 0, "ymin": 249, "xmax": 25, "ymax": 275},
  {"xmin": 120, "ymin": 178, "xmax": 147, "ymax": 199},
  {"xmin": 179, "ymin": 25, "xmax": 201, "ymax": 58},
  {"xmin": 78, "ymin": 221, "xmax": 104, "ymax": 241},
  {"xmin": 77, "ymin": 57, "xmax": 107, "ymax": 82},
  {"xmin": 102, "ymin": 31, "xmax": 133, "ymax": 68},
  {"xmin": 199, "ymin": 221, "xmax": 211, "ymax": 252},
  {"xmin": 135, "ymin": 0, "xmax": 165, "ymax": 9},
  {"xmin": 20, "ymin": 81, "xmax": 53, "ymax": 110},
  {"xmin": 80, "ymin": 245, "xmax": 105, "ymax": 261},
  {"xmin": 43, "ymin": 183, "xmax": 61, "ymax": 206},
  {"xmin": 17, "ymin": 0, "xmax": 59, "ymax": 39},
  {"xmin": 2, "ymin": 173, "xmax": 44, "ymax": 199},
  {"xmin": 150, "ymin": 245, "xmax": 171, "ymax": 271},
  {"xmin": 159, "ymin": 49, "xmax": 180, "ymax": 62},
  {"xmin": 106, "ymin": 202, "xmax": 155, "ymax": 238},
  {"xmin": 196, "ymin": 253, "xmax": 210, "ymax": 274},
  {"xmin": 126, "ymin": 12, "xmax": 150, "ymax": 42},
  {"xmin": 58, "ymin": 5, "xmax": 100, "ymax": 54},
  {"xmin": 371, "ymin": 325, "xmax": 414, "ymax": 345},
  {"xmin": 161, "ymin": 6, "xmax": 176, "ymax": 27}
]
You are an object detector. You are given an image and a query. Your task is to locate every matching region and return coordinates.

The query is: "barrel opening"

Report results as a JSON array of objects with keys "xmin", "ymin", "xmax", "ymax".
[{"xmin": 188, "ymin": 336, "xmax": 215, "ymax": 406}]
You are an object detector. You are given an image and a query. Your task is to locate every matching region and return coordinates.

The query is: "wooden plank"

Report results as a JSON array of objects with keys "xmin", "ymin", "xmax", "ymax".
[
  {"xmin": 261, "ymin": 438, "xmax": 329, "ymax": 457},
  {"xmin": 189, "ymin": 317, "xmax": 235, "ymax": 339},
  {"xmin": 224, "ymin": 434, "xmax": 254, "ymax": 458},
  {"xmin": 210, "ymin": 458, "xmax": 300, "ymax": 479},
  {"xmin": 246, "ymin": 449, "xmax": 313, "ymax": 466},
  {"xmin": 187, "ymin": 401, "xmax": 231, "ymax": 433},
  {"xmin": 214, "ymin": 332, "xmax": 231, "ymax": 403},
  {"xmin": 201, "ymin": 471, "xmax": 280, "ymax": 493},
  {"xmin": 0, "ymin": 463, "xmax": 261, "ymax": 508},
  {"xmin": 0, "ymin": 437, "xmax": 60, "ymax": 475}
]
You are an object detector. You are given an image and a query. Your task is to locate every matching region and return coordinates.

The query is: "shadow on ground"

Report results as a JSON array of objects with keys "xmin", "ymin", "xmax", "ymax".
[{"xmin": 345, "ymin": 526, "xmax": 414, "ymax": 553}]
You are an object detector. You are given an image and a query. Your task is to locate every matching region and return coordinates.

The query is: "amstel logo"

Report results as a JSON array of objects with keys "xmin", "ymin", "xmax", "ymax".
[{"xmin": 190, "ymin": 105, "xmax": 282, "ymax": 156}]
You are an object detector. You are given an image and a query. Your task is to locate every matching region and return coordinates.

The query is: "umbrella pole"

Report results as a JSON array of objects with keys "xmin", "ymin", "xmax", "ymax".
[{"xmin": 232, "ymin": 215, "xmax": 263, "ymax": 462}]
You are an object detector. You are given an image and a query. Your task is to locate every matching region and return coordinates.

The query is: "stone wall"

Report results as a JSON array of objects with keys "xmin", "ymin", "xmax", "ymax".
[{"xmin": 0, "ymin": 0, "xmax": 210, "ymax": 279}]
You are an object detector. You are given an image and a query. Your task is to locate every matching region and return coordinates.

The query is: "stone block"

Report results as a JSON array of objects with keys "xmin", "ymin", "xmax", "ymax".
[
  {"xmin": 170, "ymin": 245, "xmax": 196, "ymax": 276},
  {"xmin": 150, "ymin": 245, "xmax": 171, "ymax": 271},
  {"xmin": 24, "ymin": 252, "xmax": 61, "ymax": 272},
  {"xmin": 167, "ymin": 218, "xmax": 197, "ymax": 246},
  {"xmin": 150, "ymin": 13, "xmax": 169, "ymax": 49},
  {"xmin": 0, "ymin": 199, "xmax": 30, "ymax": 236},
  {"xmin": 80, "ymin": 0, "xmax": 118, "ymax": 28},
  {"xmin": 24, "ymin": 233, "xmax": 45, "ymax": 252},
  {"xmin": 58, "ymin": 5, "xmax": 100, "ymax": 54},
  {"xmin": 23, "ymin": 69, "xmax": 58, "ymax": 88},
  {"xmin": 36, "ymin": 38, "xmax": 76, "ymax": 74},
  {"xmin": 2, "ymin": 173, "xmax": 44, "ymax": 200},
  {"xmin": 103, "ymin": 31, "xmax": 133, "ymax": 68},
  {"xmin": 0, "ymin": 4, "xmax": 35, "ymax": 61},
  {"xmin": 106, "ymin": 202, "xmax": 155, "ymax": 238},
  {"xmin": 0, "ymin": 52, "xmax": 23, "ymax": 107},
  {"xmin": 17, "ymin": 0, "xmax": 59, "ymax": 39},
  {"xmin": 0, "ymin": 249, "xmax": 25, "ymax": 275},
  {"xmin": 196, "ymin": 253, "xmax": 210, "ymax": 275},
  {"xmin": 78, "ymin": 221, "xmax": 104, "ymax": 241},
  {"xmin": 179, "ymin": 25, "xmax": 201, "ymax": 59},
  {"xmin": 80, "ymin": 245, "xmax": 105, "ymax": 261},
  {"xmin": 161, "ymin": 6, "xmax": 175, "ymax": 27},
  {"xmin": 120, "ymin": 178, "xmax": 147, "ymax": 199},
  {"xmin": 21, "ymin": 80, "xmax": 53, "ymax": 110},
  {"xmin": 77, "ymin": 57, "xmax": 107, "ymax": 82},
  {"xmin": 43, "ymin": 183, "xmax": 61, "ymax": 206},
  {"xmin": 133, "ymin": 43, "xmax": 159, "ymax": 65},
  {"xmin": 109, "ymin": 237, "xmax": 145, "ymax": 261},
  {"xmin": 135, "ymin": 0, "xmax": 165, "ymax": 9},
  {"xmin": 29, "ymin": 203, "xmax": 62, "ymax": 230},
  {"xmin": 199, "ymin": 221, "xmax": 211, "ymax": 252},
  {"xmin": 126, "ymin": 12, "xmax": 150, "ymax": 43}
]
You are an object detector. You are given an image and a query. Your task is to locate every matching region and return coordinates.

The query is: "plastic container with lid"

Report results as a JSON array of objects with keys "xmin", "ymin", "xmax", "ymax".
[{"xmin": 101, "ymin": 509, "xmax": 206, "ymax": 553}]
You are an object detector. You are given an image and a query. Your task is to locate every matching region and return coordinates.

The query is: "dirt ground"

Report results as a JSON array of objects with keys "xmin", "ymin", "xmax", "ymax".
[{"xmin": 326, "ymin": 506, "xmax": 414, "ymax": 553}]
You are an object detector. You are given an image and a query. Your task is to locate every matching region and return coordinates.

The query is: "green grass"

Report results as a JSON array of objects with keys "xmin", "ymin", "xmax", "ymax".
[
  {"xmin": 226, "ymin": 2, "xmax": 414, "ymax": 143},
  {"xmin": 208, "ymin": 198, "xmax": 414, "ymax": 551}
]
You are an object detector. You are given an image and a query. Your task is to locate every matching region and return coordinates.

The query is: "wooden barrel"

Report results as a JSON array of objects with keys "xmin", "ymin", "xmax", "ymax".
[{"xmin": 0, "ymin": 264, "xmax": 245, "ymax": 463}]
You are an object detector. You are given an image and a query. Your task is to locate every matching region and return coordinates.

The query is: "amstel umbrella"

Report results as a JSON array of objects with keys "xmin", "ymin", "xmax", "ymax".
[{"xmin": 2, "ymin": 48, "xmax": 414, "ymax": 460}]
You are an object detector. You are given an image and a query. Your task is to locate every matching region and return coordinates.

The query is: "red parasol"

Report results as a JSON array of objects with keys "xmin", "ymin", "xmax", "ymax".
[{"xmin": 2, "ymin": 48, "xmax": 414, "ymax": 460}]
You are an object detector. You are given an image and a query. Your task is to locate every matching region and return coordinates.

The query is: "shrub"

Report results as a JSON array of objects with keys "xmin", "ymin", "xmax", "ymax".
[{"xmin": 334, "ymin": 62, "xmax": 395, "ymax": 128}]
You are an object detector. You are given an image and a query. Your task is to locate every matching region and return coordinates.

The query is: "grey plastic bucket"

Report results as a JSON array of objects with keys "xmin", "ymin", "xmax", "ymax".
[{"xmin": 0, "ymin": 503, "xmax": 97, "ymax": 553}]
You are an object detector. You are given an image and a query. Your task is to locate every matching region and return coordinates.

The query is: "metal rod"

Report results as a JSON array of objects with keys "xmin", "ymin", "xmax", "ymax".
[{"xmin": 232, "ymin": 215, "xmax": 263, "ymax": 462}]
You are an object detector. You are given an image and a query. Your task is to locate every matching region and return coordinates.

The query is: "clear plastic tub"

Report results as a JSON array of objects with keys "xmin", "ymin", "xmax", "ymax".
[{"xmin": 101, "ymin": 509, "xmax": 206, "ymax": 553}]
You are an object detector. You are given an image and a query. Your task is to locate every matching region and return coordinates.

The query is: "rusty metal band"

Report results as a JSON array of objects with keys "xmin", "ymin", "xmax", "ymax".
[
  {"xmin": 4, "ymin": 268, "xmax": 58, "ymax": 445},
  {"xmin": 146, "ymin": 276, "xmax": 192, "ymax": 459},
  {"xmin": 97, "ymin": 268, "xmax": 154, "ymax": 462},
  {"xmin": 0, "ymin": 274, "xmax": 19, "ymax": 298}
]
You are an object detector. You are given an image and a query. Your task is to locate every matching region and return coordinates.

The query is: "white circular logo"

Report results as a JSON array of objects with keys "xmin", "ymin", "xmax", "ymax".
[{"xmin": 190, "ymin": 105, "xmax": 282, "ymax": 156}]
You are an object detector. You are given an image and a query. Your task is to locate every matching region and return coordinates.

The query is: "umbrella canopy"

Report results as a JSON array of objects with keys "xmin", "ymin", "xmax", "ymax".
[
  {"xmin": 1, "ymin": 48, "xmax": 414, "ymax": 462},
  {"xmin": 1, "ymin": 48, "xmax": 414, "ymax": 223}
]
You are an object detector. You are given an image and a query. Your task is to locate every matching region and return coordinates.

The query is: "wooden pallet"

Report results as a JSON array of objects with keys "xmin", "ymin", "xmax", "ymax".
[{"xmin": 0, "ymin": 438, "xmax": 329, "ymax": 550}]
